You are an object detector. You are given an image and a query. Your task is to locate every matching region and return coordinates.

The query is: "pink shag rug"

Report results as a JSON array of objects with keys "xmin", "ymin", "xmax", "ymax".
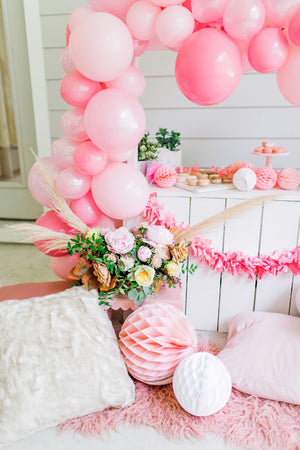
[{"xmin": 60, "ymin": 343, "xmax": 300, "ymax": 450}]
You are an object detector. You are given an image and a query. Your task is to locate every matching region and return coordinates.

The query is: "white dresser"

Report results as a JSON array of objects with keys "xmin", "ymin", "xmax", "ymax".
[{"xmin": 154, "ymin": 186, "xmax": 300, "ymax": 332}]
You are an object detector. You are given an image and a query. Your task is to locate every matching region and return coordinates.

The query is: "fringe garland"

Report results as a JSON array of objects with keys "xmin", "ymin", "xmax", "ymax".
[{"xmin": 143, "ymin": 193, "xmax": 300, "ymax": 279}]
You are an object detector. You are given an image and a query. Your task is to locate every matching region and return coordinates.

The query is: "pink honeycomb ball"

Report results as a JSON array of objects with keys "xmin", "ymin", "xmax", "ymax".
[
  {"xmin": 146, "ymin": 162, "xmax": 162, "ymax": 183},
  {"xmin": 228, "ymin": 161, "xmax": 257, "ymax": 177},
  {"xmin": 154, "ymin": 165, "xmax": 177, "ymax": 188},
  {"xmin": 278, "ymin": 167, "xmax": 300, "ymax": 190},
  {"xmin": 255, "ymin": 166, "xmax": 277, "ymax": 190}
]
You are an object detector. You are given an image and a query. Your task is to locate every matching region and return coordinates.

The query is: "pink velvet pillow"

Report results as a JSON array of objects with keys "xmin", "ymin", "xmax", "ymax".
[{"xmin": 218, "ymin": 312, "xmax": 300, "ymax": 405}]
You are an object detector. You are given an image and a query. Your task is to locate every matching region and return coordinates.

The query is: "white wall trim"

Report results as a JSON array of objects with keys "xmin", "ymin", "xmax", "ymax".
[{"xmin": 23, "ymin": 0, "xmax": 51, "ymax": 159}]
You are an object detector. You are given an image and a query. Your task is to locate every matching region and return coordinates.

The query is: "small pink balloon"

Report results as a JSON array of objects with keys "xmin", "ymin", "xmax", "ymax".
[
  {"xmin": 288, "ymin": 6, "xmax": 300, "ymax": 46},
  {"xmin": 65, "ymin": 25, "xmax": 71, "ymax": 46},
  {"xmin": 93, "ymin": 214, "xmax": 123, "ymax": 234},
  {"xmin": 56, "ymin": 166, "xmax": 91, "ymax": 199},
  {"xmin": 175, "ymin": 28, "xmax": 242, "ymax": 105},
  {"xmin": 60, "ymin": 71, "xmax": 101, "ymax": 108},
  {"xmin": 51, "ymin": 136, "xmax": 80, "ymax": 169},
  {"xmin": 84, "ymin": 88, "xmax": 146, "ymax": 154},
  {"xmin": 108, "ymin": 148, "xmax": 135, "ymax": 162},
  {"xmin": 28, "ymin": 157, "xmax": 60, "ymax": 207},
  {"xmin": 69, "ymin": 12, "xmax": 133, "ymax": 82},
  {"xmin": 73, "ymin": 141, "xmax": 107, "ymax": 175},
  {"xmin": 92, "ymin": 163, "xmax": 150, "ymax": 220},
  {"xmin": 151, "ymin": 0, "xmax": 184, "ymax": 5},
  {"xmin": 68, "ymin": 6, "xmax": 95, "ymax": 31},
  {"xmin": 34, "ymin": 210, "xmax": 76, "ymax": 257},
  {"xmin": 50, "ymin": 254, "xmax": 79, "ymax": 280},
  {"xmin": 126, "ymin": 1, "xmax": 161, "ymax": 41},
  {"xmin": 70, "ymin": 190, "xmax": 103, "ymax": 226},
  {"xmin": 87, "ymin": 0, "xmax": 136, "ymax": 18},
  {"xmin": 277, "ymin": 45, "xmax": 300, "ymax": 106},
  {"xmin": 233, "ymin": 38, "xmax": 253, "ymax": 72},
  {"xmin": 248, "ymin": 27, "xmax": 289, "ymax": 73},
  {"xmin": 223, "ymin": 0, "xmax": 265, "ymax": 41},
  {"xmin": 191, "ymin": 0, "xmax": 230, "ymax": 23},
  {"xmin": 133, "ymin": 39, "xmax": 149, "ymax": 56},
  {"xmin": 61, "ymin": 47, "xmax": 76, "ymax": 73},
  {"xmin": 155, "ymin": 6, "xmax": 194, "ymax": 51},
  {"xmin": 262, "ymin": 0, "xmax": 298, "ymax": 28},
  {"xmin": 61, "ymin": 108, "xmax": 88, "ymax": 141},
  {"xmin": 105, "ymin": 65, "xmax": 146, "ymax": 97}
]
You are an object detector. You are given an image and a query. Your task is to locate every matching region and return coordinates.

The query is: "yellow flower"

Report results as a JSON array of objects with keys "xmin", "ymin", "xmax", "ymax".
[
  {"xmin": 134, "ymin": 266, "xmax": 155, "ymax": 287},
  {"xmin": 166, "ymin": 261, "xmax": 181, "ymax": 277}
]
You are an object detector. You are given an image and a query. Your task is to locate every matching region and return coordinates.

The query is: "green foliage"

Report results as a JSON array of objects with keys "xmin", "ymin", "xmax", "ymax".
[
  {"xmin": 155, "ymin": 128, "xmax": 181, "ymax": 152},
  {"xmin": 138, "ymin": 132, "xmax": 160, "ymax": 161}
]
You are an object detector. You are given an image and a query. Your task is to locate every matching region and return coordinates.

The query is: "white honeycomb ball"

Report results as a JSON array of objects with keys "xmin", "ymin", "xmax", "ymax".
[
  {"xmin": 233, "ymin": 167, "xmax": 257, "ymax": 192},
  {"xmin": 172, "ymin": 352, "xmax": 232, "ymax": 416}
]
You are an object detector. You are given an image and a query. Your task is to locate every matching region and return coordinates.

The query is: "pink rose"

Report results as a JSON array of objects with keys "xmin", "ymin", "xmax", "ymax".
[
  {"xmin": 137, "ymin": 246, "xmax": 152, "ymax": 262},
  {"xmin": 105, "ymin": 227, "xmax": 135, "ymax": 254},
  {"xmin": 146, "ymin": 225, "xmax": 174, "ymax": 245}
]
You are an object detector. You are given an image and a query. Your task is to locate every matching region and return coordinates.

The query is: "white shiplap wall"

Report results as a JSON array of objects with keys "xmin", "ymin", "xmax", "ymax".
[{"xmin": 39, "ymin": 0, "xmax": 300, "ymax": 169}]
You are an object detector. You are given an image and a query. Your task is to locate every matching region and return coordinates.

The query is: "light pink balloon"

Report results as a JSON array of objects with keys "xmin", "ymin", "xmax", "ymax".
[
  {"xmin": 126, "ymin": 1, "xmax": 161, "ymax": 41},
  {"xmin": 288, "ymin": 6, "xmax": 300, "ymax": 46},
  {"xmin": 84, "ymin": 88, "xmax": 146, "ymax": 154},
  {"xmin": 34, "ymin": 210, "xmax": 76, "ymax": 257},
  {"xmin": 223, "ymin": 0, "xmax": 266, "ymax": 41},
  {"xmin": 108, "ymin": 148, "xmax": 135, "ymax": 162},
  {"xmin": 133, "ymin": 39, "xmax": 149, "ymax": 56},
  {"xmin": 151, "ymin": 0, "xmax": 184, "ymax": 5},
  {"xmin": 60, "ymin": 71, "xmax": 101, "ymax": 108},
  {"xmin": 65, "ymin": 25, "xmax": 71, "ymax": 46},
  {"xmin": 87, "ymin": 0, "xmax": 136, "ymax": 18},
  {"xmin": 277, "ymin": 45, "xmax": 300, "ymax": 106},
  {"xmin": 191, "ymin": 0, "xmax": 231, "ymax": 23},
  {"xmin": 248, "ymin": 27, "xmax": 289, "ymax": 73},
  {"xmin": 73, "ymin": 141, "xmax": 107, "ymax": 175},
  {"xmin": 70, "ymin": 190, "xmax": 103, "ymax": 226},
  {"xmin": 262, "ymin": 0, "xmax": 298, "ymax": 28},
  {"xmin": 105, "ymin": 65, "xmax": 146, "ymax": 97},
  {"xmin": 28, "ymin": 157, "xmax": 60, "ymax": 207},
  {"xmin": 92, "ymin": 163, "xmax": 150, "ymax": 220},
  {"xmin": 50, "ymin": 254, "xmax": 79, "ymax": 280},
  {"xmin": 69, "ymin": 12, "xmax": 133, "ymax": 82},
  {"xmin": 56, "ymin": 167, "xmax": 91, "ymax": 199},
  {"xmin": 68, "ymin": 6, "xmax": 95, "ymax": 31},
  {"xmin": 233, "ymin": 39, "xmax": 253, "ymax": 72},
  {"xmin": 61, "ymin": 47, "xmax": 76, "ymax": 73},
  {"xmin": 51, "ymin": 136, "xmax": 80, "ymax": 169},
  {"xmin": 93, "ymin": 214, "xmax": 123, "ymax": 234},
  {"xmin": 175, "ymin": 28, "xmax": 242, "ymax": 105},
  {"xmin": 61, "ymin": 108, "xmax": 88, "ymax": 141},
  {"xmin": 155, "ymin": 6, "xmax": 194, "ymax": 51}
]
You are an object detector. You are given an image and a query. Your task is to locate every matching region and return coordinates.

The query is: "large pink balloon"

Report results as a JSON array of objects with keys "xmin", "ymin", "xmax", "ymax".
[
  {"xmin": 248, "ymin": 28, "xmax": 289, "ymax": 73},
  {"xmin": 108, "ymin": 148, "xmax": 135, "ymax": 162},
  {"xmin": 60, "ymin": 71, "xmax": 101, "ymax": 108},
  {"xmin": 223, "ymin": 0, "xmax": 265, "ymax": 41},
  {"xmin": 84, "ymin": 88, "xmax": 146, "ymax": 154},
  {"xmin": 56, "ymin": 167, "xmax": 91, "ymax": 199},
  {"xmin": 92, "ymin": 163, "xmax": 150, "ymax": 220},
  {"xmin": 155, "ymin": 6, "xmax": 194, "ymax": 51},
  {"xmin": 69, "ymin": 12, "xmax": 133, "ymax": 82},
  {"xmin": 288, "ymin": 6, "xmax": 300, "ymax": 46},
  {"xmin": 191, "ymin": 0, "xmax": 230, "ymax": 23},
  {"xmin": 70, "ymin": 190, "xmax": 103, "ymax": 226},
  {"xmin": 68, "ymin": 6, "xmax": 95, "ymax": 31},
  {"xmin": 28, "ymin": 157, "xmax": 60, "ymax": 207},
  {"xmin": 175, "ymin": 28, "xmax": 242, "ymax": 105},
  {"xmin": 61, "ymin": 47, "xmax": 76, "ymax": 74},
  {"xmin": 262, "ymin": 0, "xmax": 298, "ymax": 28},
  {"xmin": 50, "ymin": 254, "xmax": 78, "ymax": 280},
  {"xmin": 87, "ymin": 0, "xmax": 136, "ymax": 18},
  {"xmin": 51, "ymin": 136, "xmax": 80, "ymax": 169},
  {"xmin": 277, "ymin": 45, "xmax": 300, "ymax": 106},
  {"xmin": 73, "ymin": 141, "xmax": 107, "ymax": 175},
  {"xmin": 61, "ymin": 108, "xmax": 88, "ymax": 141},
  {"xmin": 126, "ymin": 1, "xmax": 161, "ymax": 41},
  {"xmin": 105, "ymin": 65, "xmax": 146, "ymax": 98},
  {"xmin": 34, "ymin": 210, "xmax": 76, "ymax": 257}
]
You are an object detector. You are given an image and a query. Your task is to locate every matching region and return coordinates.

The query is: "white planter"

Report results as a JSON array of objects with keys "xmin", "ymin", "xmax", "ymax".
[
  {"xmin": 137, "ymin": 160, "xmax": 148, "ymax": 175},
  {"xmin": 157, "ymin": 148, "xmax": 182, "ymax": 169}
]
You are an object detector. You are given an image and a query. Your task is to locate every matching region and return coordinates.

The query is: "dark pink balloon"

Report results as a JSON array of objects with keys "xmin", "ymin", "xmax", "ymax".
[
  {"xmin": 175, "ymin": 28, "xmax": 242, "ymax": 105},
  {"xmin": 34, "ymin": 210, "xmax": 76, "ymax": 257},
  {"xmin": 73, "ymin": 140, "xmax": 107, "ymax": 175},
  {"xmin": 70, "ymin": 190, "xmax": 103, "ymax": 226},
  {"xmin": 60, "ymin": 71, "xmax": 101, "ymax": 108},
  {"xmin": 133, "ymin": 38, "xmax": 149, "ymax": 56},
  {"xmin": 50, "ymin": 254, "xmax": 79, "ymax": 280}
]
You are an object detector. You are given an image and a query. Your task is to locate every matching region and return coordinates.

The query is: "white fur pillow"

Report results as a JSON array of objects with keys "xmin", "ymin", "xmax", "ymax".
[{"xmin": 0, "ymin": 286, "xmax": 135, "ymax": 446}]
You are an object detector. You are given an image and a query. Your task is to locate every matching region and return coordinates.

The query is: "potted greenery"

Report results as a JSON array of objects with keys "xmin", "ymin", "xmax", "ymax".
[
  {"xmin": 155, "ymin": 128, "xmax": 182, "ymax": 168},
  {"xmin": 138, "ymin": 132, "xmax": 160, "ymax": 175}
]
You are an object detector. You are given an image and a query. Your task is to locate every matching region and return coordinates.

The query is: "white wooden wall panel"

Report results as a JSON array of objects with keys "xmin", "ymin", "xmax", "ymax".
[
  {"xmin": 218, "ymin": 199, "xmax": 262, "ymax": 332},
  {"xmin": 186, "ymin": 198, "xmax": 225, "ymax": 331},
  {"xmin": 255, "ymin": 201, "xmax": 300, "ymax": 314},
  {"xmin": 39, "ymin": 0, "xmax": 85, "ymax": 15}
]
